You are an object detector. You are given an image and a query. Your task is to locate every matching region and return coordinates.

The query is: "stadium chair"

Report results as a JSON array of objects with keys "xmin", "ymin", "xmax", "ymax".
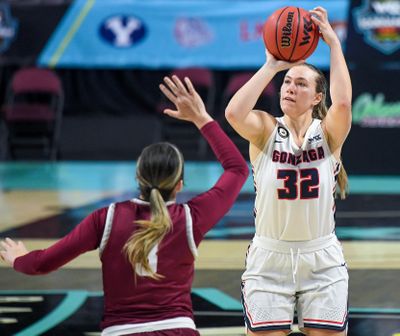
[
  {"xmin": 1, "ymin": 67, "xmax": 64, "ymax": 160},
  {"xmin": 158, "ymin": 67, "xmax": 216, "ymax": 160}
]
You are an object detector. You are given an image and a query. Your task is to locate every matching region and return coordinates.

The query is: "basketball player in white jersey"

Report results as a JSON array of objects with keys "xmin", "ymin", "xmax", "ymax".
[{"xmin": 225, "ymin": 7, "xmax": 351, "ymax": 336}]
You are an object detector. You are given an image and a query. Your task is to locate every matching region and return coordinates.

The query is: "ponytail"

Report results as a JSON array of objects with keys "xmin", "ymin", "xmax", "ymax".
[
  {"xmin": 123, "ymin": 143, "xmax": 184, "ymax": 280},
  {"xmin": 336, "ymin": 164, "xmax": 348, "ymax": 200},
  {"xmin": 123, "ymin": 187, "xmax": 172, "ymax": 280}
]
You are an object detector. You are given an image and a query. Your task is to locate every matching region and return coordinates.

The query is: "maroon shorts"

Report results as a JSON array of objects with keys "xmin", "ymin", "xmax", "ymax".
[{"xmin": 123, "ymin": 329, "xmax": 200, "ymax": 336}]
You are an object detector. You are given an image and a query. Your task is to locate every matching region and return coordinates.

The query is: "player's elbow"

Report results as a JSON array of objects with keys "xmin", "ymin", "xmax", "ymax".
[
  {"xmin": 225, "ymin": 106, "xmax": 244, "ymax": 127},
  {"xmin": 334, "ymin": 100, "xmax": 352, "ymax": 117},
  {"xmin": 339, "ymin": 100, "xmax": 352, "ymax": 112},
  {"xmin": 236, "ymin": 162, "xmax": 250, "ymax": 180},
  {"xmin": 333, "ymin": 92, "xmax": 351, "ymax": 109},
  {"xmin": 225, "ymin": 107, "xmax": 236, "ymax": 124},
  {"xmin": 241, "ymin": 166, "xmax": 250, "ymax": 181}
]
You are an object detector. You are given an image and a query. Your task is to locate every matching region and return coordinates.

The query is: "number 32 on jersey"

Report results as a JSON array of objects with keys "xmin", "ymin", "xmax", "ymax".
[{"xmin": 277, "ymin": 168, "xmax": 319, "ymax": 200}]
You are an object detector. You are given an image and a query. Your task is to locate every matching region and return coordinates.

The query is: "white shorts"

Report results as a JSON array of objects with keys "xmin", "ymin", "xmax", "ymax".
[{"xmin": 241, "ymin": 233, "xmax": 348, "ymax": 333}]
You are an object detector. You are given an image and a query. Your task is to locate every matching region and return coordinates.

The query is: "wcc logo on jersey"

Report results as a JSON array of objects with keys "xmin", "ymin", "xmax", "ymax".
[
  {"xmin": 99, "ymin": 15, "xmax": 147, "ymax": 48},
  {"xmin": 353, "ymin": 0, "xmax": 400, "ymax": 54},
  {"xmin": 0, "ymin": 3, "xmax": 18, "ymax": 53}
]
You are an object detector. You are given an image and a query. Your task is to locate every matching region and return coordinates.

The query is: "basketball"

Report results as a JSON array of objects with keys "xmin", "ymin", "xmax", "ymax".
[{"xmin": 263, "ymin": 6, "xmax": 320, "ymax": 62}]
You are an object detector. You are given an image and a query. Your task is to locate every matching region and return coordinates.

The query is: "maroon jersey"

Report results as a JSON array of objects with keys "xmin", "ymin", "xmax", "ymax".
[{"xmin": 14, "ymin": 121, "xmax": 249, "ymax": 330}]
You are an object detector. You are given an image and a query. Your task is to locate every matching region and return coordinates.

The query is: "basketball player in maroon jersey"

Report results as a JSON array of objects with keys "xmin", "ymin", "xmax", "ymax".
[
  {"xmin": 0, "ymin": 76, "xmax": 249, "ymax": 335},
  {"xmin": 226, "ymin": 7, "xmax": 351, "ymax": 336}
]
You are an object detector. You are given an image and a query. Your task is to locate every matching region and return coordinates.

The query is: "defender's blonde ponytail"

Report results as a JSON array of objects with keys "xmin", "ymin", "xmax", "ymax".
[{"xmin": 124, "ymin": 143, "xmax": 184, "ymax": 279}]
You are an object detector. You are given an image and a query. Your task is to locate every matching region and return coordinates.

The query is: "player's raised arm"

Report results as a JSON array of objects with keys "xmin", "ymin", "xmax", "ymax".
[{"xmin": 311, "ymin": 6, "xmax": 352, "ymax": 155}]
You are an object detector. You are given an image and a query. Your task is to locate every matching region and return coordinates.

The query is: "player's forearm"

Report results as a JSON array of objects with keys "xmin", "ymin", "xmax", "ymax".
[
  {"xmin": 200, "ymin": 120, "xmax": 248, "ymax": 176},
  {"xmin": 225, "ymin": 64, "xmax": 276, "ymax": 122},
  {"xmin": 14, "ymin": 250, "xmax": 54, "ymax": 275},
  {"xmin": 329, "ymin": 40, "xmax": 352, "ymax": 109}
]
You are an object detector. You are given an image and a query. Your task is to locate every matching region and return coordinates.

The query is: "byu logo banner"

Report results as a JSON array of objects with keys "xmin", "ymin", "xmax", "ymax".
[
  {"xmin": 39, "ymin": 0, "xmax": 349, "ymax": 68},
  {"xmin": 99, "ymin": 15, "xmax": 146, "ymax": 48}
]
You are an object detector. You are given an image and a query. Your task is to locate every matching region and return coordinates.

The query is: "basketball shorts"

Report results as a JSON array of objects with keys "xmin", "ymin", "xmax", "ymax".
[{"xmin": 241, "ymin": 233, "xmax": 348, "ymax": 333}]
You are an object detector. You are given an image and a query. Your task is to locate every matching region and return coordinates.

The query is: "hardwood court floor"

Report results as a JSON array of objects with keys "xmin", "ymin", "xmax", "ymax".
[
  {"xmin": 2, "ymin": 268, "xmax": 400, "ymax": 309},
  {"xmin": 1, "ymin": 162, "xmax": 400, "ymax": 335}
]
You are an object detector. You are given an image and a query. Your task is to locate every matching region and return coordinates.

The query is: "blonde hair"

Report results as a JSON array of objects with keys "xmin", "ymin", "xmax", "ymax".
[
  {"xmin": 123, "ymin": 142, "xmax": 184, "ymax": 280},
  {"xmin": 303, "ymin": 63, "xmax": 348, "ymax": 199}
]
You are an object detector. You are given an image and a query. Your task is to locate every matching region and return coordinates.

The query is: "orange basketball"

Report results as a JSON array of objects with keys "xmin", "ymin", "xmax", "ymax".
[{"xmin": 263, "ymin": 6, "xmax": 319, "ymax": 62}]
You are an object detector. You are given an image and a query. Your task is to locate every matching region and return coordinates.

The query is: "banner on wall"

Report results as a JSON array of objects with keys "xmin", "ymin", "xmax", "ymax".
[
  {"xmin": 0, "ymin": 3, "xmax": 18, "ymax": 54},
  {"xmin": 353, "ymin": 93, "xmax": 400, "ymax": 127},
  {"xmin": 0, "ymin": 2, "xmax": 68, "ymax": 65},
  {"xmin": 352, "ymin": 67, "xmax": 400, "ymax": 127},
  {"xmin": 36, "ymin": 0, "xmax": 349, "ymax": 69},
  {"xmin": 347, "ymin": 0, "xmax": 400, "ymax": 68}
]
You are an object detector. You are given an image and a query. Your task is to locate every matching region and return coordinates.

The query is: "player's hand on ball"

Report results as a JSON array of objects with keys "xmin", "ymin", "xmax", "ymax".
[
  {"xmin": 310, "ymin": 7, "xmax": 339, "ymax": 46},
  {"xmin": 265, "ymin": 48, "xmax": 304, "ymax": 73}
]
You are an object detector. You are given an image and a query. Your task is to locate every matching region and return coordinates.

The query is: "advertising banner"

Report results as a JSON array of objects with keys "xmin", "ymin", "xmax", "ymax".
[
  {"xmin": 353, "ymin": 88, "xmax": 400, "ymax": 128},
  {"xmin": 347, "ymin": 0, "xmax": 400, "ymax": 69},
  {"xmin": 347, "ymin": 0, "xmax": 400, "ymax": 128},
  {"xmin": 344, "ymin": 65, "xmax": 400, "ymax": 173},
  {"xmin": 37, "ymin": 0, "xmax": 349, "ymax": 69},
  {"xmin": 0, "ymin": 2, "xmax": 68, "ymax": 65}
]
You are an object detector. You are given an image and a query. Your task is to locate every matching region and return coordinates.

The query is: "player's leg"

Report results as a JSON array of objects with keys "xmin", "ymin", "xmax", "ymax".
[
  {"xmin": 297, "ymin": 240, "xmax": 348, "ymax": 336},
  {"xmin": 241, "ymin": 239, "xmax": 297, "ymax": 335},
  {"xmin": 302, "ymin": 329, "xmax": 346, "ymax": 336}
]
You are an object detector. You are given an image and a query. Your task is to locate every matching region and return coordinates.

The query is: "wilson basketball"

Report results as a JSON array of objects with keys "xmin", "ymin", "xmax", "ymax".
[{"xmin": 263, "ymin": 6, "xmax": 319, "ymax": 62}]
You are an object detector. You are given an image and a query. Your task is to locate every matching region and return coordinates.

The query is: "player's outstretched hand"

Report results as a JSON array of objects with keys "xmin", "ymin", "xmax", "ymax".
[
  {"xmin": 159, "ymin": 75, "xmax": 213, "ymax": 129},
  {"xmin": 0, "ymin": 237, "xmax": 29, "ymax": 267}
]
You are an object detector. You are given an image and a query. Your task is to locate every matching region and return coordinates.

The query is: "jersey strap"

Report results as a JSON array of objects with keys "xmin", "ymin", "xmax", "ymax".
[
  {"xmin": 183, "ymin": 204, "xmax": 198, "ymax": 258},
  {"xmin": 99, "ymin": 203, "xmax": 116, "ymax": 256}
]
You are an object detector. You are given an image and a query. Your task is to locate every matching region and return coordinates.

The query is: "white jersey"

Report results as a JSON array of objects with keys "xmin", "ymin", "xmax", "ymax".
[{"xmin": 252, "ymin": 117, "xmax": 340, "ymax": 241}]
